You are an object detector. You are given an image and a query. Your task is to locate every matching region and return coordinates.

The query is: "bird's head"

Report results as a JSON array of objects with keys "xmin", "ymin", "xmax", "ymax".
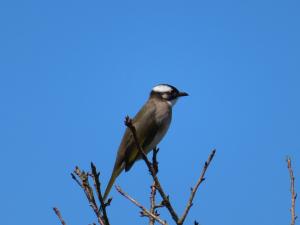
[{"xmin": 150, "ymin": 84, "xmax": 188, "ymax": 106}]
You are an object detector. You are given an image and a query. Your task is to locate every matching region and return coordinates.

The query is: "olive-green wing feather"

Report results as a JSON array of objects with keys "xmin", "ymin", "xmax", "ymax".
[
  {"xmin": 103, "ymin": 100, "xmax": 158, "ymax": 200},
  {"xmin": 124, "ymin": 101, "xmax": 159, "ymax": 171}
]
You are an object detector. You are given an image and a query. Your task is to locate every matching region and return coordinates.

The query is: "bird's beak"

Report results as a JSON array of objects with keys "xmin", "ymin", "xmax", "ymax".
[{"xmin": 178, "ymin": 91, "xmax": 189, "ymax": 97}]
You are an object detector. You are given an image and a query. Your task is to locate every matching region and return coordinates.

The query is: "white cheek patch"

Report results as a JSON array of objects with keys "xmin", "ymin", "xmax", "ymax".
[
  {"xmin": 162, "ymin": 93, "xmax": 169, "ymax": 99},
  {"xmin": 153, "ymin": 84, "xmax": 172, "ymax": 93}
]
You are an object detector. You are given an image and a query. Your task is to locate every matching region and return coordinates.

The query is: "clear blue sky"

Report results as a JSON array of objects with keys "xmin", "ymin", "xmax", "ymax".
[{"xmin": 0, "ymin": 1, "xmax": 299, "ymax": 225}]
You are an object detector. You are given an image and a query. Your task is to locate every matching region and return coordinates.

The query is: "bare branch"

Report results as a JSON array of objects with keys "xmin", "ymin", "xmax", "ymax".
[
  {"xmin": 149, "ymin": 148, "xmax": 159, "ymax": 225},
  {"xmin": 287, "ymin": 157, "xmax": 297, "ymax": 225},
  {"xmin": 149, "ymin": 182, "xmax": 157, "ymax": 225},
  {"xmin": 72, "ymin": 166, "xmax": 110, "ymax": 225},
  {"xmin": 53, "ymin": 207, "xmax": 67, "ymax": 225},
  {"xmin": 90, "ymin": 162, "xmax": 110, "ymax": 224},
  {"xmin": 115, "ymin": 185, "xmax": 167, "ymax": 225},
  {"xmin": 178, "ymin": 149, "xmax": 216, "ymax": 225},
  {"xmin": 71, "ymin": 172, "xmax": 83, "ymax": 188},
  {"xmin": 124, "ymin": 116, "xmax": 180, "ymax": 222}
]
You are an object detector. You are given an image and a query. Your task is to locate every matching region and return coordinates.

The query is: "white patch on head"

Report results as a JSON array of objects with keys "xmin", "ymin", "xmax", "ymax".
[{"xmin": 153, "ymin": 84, "xmax": 173, "ymax": 93}]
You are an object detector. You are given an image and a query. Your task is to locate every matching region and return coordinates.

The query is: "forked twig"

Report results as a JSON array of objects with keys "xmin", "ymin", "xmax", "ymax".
[
  {"xmin": 125, "ymin": 116, "xmax": 179, "ymax": 222},
  {"xmin": 71, "ymin": 164, "xmax": 110, "ymax": 225},
  {"xmin": 124, "ymin": 116, "xmax": 216, "ymax": 224},
  {"xmin": 178, "ymin": 150, "xmax": 216, "ymax": 225},
  {"xmin": 115, "ymin": 185, "xmax": 167, "ymax": 225}
]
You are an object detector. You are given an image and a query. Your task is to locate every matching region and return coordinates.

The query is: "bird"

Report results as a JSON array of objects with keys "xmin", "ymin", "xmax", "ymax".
[{"xmin": 103, "ymin": 84, "xmax": 188, "ymax": 200}]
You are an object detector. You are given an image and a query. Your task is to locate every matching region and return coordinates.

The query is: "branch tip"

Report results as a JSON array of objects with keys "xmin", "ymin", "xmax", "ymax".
[
  {"xmin": 53, "ymin": 207, "xmax": 67, "ymax": 225},
  {"xmin": 287, "ymin": 156, "xmax": 297, "ymax": 225}
]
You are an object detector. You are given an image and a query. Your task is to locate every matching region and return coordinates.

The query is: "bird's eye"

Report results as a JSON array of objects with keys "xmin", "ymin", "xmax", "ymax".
[{"xmin": 165, "ymin": 91, "xmax": 174, "ymax": 100}]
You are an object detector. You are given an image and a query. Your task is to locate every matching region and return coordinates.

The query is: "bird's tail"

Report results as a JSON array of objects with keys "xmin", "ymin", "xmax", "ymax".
[{"xmin": 103, "ymin": 164, "xmax": 123, "ymax": 201}]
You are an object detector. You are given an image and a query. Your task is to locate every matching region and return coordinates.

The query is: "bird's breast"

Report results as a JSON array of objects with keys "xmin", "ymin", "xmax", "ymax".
[{"xmin": 146, "ymin": 104, "xmax": 172, "ymax": 152}]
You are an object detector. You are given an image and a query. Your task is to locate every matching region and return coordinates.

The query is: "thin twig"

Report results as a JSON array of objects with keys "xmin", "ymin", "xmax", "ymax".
[
  {"xmin": 154, "ymin": 202, "xmax": 165, "ymax": 210},
  {"xmin": 125, "ymin": 116, "xmax": 180, "ymax": 222},
  {"xmin": 90, "ymin": 162, "xmax": 110, "ymax": 225},
  {"xmin": 53, "ymin": 207, "xmax": 67, "ymax": 225},
  {"xmin": 74, "ymin": 168, "xmax": 99, "ymax": 215},
  {"xmin": 287, "ymin": 157, "xmax": 297, "ymax": 225},
  {"xmin": 115, "ymin": 185, "xmax": 167, "ymax": 225},
  {"xmin": 149, "ymin": 182, "xmax": 157, "ymax": 225},
  {"xmin": 149, "ymin": 148, "xmax": 159, "ymax": 225},
  {"xmin": 71, "ymin": 172, "xmax": 83, "ymax": 188},
  {"xmin": 178, "ymin": 150, "xmax": 216, "ymax": 225}
]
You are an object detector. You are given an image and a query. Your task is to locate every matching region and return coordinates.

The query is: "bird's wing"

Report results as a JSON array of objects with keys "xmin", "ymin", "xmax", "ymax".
[
  {"xmin": 122, "ymin": 101, "xmax": 159, "ymax": 171},
  {"xmin": 103, "ymin": 100, "xmax": 158, "ymax": 200}
]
